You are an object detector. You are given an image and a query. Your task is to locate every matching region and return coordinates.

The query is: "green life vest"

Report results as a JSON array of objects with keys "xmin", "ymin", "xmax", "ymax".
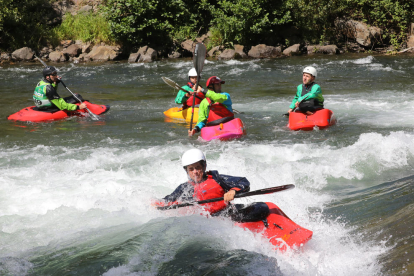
[{"xmin": 33, "ymin": 80, "xmax": 56, "ymax": 108}]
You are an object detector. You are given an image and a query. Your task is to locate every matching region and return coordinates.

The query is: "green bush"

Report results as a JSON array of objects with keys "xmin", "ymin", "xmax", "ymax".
[
  {"xmin": 0, "ymin": 0, "xmax": 59, "ymax": 51},
  {"xmin": 103, "ymin": 0, "xmax": 212, "ymax": 47},
  {"xmin": 53, "ymin": 12, "xmax": 114, "ymax": 44},
  {"xmin": 2, "ymin": 0, "xmax": 413, "ymax": 52},
  {"xmin": 208, "ymin": 0, "xmax": 292, "ymax": 46}
]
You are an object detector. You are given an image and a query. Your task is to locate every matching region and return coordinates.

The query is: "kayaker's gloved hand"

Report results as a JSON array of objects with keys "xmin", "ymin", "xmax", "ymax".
[{"xmin": 56, "ymin": 77, "xmax": 61, "ymax": 84}]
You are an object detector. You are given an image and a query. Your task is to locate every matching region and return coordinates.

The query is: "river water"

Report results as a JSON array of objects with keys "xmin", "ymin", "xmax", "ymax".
[{"xmin": 1, "ymin": 54, "xmax": 414, "ymax": 275}]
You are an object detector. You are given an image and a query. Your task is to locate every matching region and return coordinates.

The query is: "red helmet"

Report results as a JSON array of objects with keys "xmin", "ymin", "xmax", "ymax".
[{"xmin": 206, "ymin": 76, "xmax": 225, "ymax": 87}]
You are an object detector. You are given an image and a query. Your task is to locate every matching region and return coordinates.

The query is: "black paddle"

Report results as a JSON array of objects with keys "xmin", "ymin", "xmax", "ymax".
[
  {"xmin": 34, "ymin": 55, "xmax": 99, "ymax": 120},
  {"xmin": 157, "ymin": 184, "xmax": 295, "ymax": 210},
  {"xmin": 190, "ymin": 42, "xmax": 206, "ymax": 130},
  {"xmin": 283, "ymin": 98, "xmax": 308, "ymax": 117}
]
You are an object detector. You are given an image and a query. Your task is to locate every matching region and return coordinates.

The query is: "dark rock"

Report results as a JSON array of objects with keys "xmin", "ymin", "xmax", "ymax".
[
  {"xmin": 168, "ymin": 51, "xmax": 181, "ymax": 58},
  {"xmin": 343, "ymin": 41, "xmax": 365, "ymax": 53},
  {"xmin": 1, "ymin": 53, "xmax": 11, "ymax": 61},
  {"xmin": 407, "ymin": 36, "xmax": 414, "ymax": 48},
  {"xmin": 85, "ymin": 45, "xmax": 122, "ymax": 61},
  {"xmin": 307, "ymin": 45, "xmax": 339, "ymax": 55},
  {"xmin": 49, "ymin": 51, "xmax": 67, "ymax": 62},
  {"xmin": 137, "ymin": 46, "xmax": 157, "ymax": 62},
  {"xmin": 128, "ymin": 53, "xmax": 140, "ymax": 63},
  {"xmin": 11, "ymin": 47, "xmax": 35, "ymax": 61},
  {"xmin": 248, "ymin": 44, "xmax": 282, "ymax": 58},
  {"xmin": 335, "ymin": 19, "xmax": 382, "ymax": 48},
  {"xmin": 208, "ymin": 46, "xmax": 221, "ymax": 57},
  {"xmin": 283, "ymin": 44, "xmax": 301, "ymax": 56},
  {"xmin": 81, "ymin": 42, "xmax": 92, "ymax": 53},
  {"xmin": 218, "ymin": 49, "xmax": 236, "ymax": 60},
  {"xmin": 63, "ymin": 44, "xmax": 82, "ymax": 57},
  {"xmin": 234, "ymin": 44, "xmax": 247, "ymax": 58},
  {"xmin": 181, "ymin": 39, "xmax": 195, "ymax": 54}
]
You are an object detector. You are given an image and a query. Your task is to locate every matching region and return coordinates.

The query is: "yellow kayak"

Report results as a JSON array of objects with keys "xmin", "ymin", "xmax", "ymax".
[{"xmin": 163, "ymin": 107, "xmax": 199, "ymax": 123}]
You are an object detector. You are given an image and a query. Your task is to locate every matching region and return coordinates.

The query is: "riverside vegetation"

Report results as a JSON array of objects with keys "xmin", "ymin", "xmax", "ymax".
[{"xmin": 1, "ymin": 0, "xmax": 413, "ymax": 56}]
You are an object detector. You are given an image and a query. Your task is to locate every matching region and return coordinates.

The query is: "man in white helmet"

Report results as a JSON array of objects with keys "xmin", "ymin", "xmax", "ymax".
[
  {"xmin": 155, "ymin": 149, "xmax": 270, "ymax": 223},
  {"xmin": 287, "ymin": 66, "xmax": 324, "ymax": 115},
  {"xmin": 174, "ymin": 68, "xmax": 205, "ymax": 108}
]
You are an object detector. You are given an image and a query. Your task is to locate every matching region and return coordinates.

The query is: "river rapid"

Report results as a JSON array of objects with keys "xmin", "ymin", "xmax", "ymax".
[{"xmin": 1, "ymin": 54, "xmax": 414, "ymax": 275}]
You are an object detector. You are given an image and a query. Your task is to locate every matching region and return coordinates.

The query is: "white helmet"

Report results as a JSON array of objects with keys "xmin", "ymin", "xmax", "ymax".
[
  {"xmin": 188, "ymin": 68, "xmax": 197, "ymax": 78},
  {"xmin": 182, "ymin": 148, "xmax": 206, "ymax": 167},
  {"xmin": 303, "ymin": 66, "xmax": 317, "ymax": 77}
]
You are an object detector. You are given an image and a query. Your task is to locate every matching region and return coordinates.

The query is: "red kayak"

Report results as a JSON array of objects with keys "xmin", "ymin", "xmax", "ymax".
[
  {"xmin": 8, "ymin": 101, "xmax": 110, "ymax": 122},
  {"xmin": 236, "ymin": 202, "xmax": 312, "ymax": 250},
  {"xmin": 158, "ymin": 201, "xmax": 312, "ymax": 251},
  {"xmin": 288, "ymin": 108, "xmax": 336, "ymax": 131}
]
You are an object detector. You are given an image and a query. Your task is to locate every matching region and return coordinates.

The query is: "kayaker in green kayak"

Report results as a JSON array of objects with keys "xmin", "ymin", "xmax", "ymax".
[
  {"xmin": 154, "ymin": 148, "xmax": 270, "ymax": 222},
  {"xmin": 288, "ymin": 66, "xmax": 324, "ymax": 115},
  {"xmin": 188, "ymin": 76, "xmax": 234, "ymax": 136},
  {"xmin": 33, "ymin": 66, "xmax": 87, "ymax": 111},
  {"xmin": 175, "ymin": 68, "xmax": 205, "ymax": 108}
]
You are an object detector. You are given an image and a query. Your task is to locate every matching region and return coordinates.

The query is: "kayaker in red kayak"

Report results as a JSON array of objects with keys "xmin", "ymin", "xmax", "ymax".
[
  {"xmin": 33, "ymin": 66, "xmax": 87, "ymax": 112},
  {"xmin": 154, "ymin": 149, "xmax": 270, "ymax": 222},
  {"xmin": 188, "ymin": 76, "xmax": 234, "ymax": 137},
  {"xmin": 175, "ymin": 68, "xmax": 205, "ymax": 109},
  {"xmin": 287, "ymin": 66, "xmax": 324, "ymax": 115}
]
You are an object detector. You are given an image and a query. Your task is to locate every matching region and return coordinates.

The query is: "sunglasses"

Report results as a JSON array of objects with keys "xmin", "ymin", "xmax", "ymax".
[{"xmin": 51, "ymin": 72, "xmax": 57, "ymax": 76}]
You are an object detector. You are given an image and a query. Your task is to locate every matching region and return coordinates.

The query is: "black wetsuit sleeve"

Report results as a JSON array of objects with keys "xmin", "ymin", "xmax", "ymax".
[
  {"xmin": 210, "ymin": 170, "xmax": 250, "ymax": 193},
  {"xmin": 162, "ymin": 182, "xmax": 194, "ymax": 202}
]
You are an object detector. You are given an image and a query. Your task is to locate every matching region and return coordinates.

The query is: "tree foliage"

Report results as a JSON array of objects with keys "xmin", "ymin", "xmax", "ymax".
[
  {"xmin": 0, "ymin": 0, "xmax": 59, "ymax": 51},
  {"xmin": 1, "ymin": 0, "xmax": 413, "ymax": 51},
  {"xmin": 54, "ymin": 13, "xmax": 114, "ymax": 44},
  {"xmin": 103, "ymin": 0, "xmax": 212, "ymax": 47}
]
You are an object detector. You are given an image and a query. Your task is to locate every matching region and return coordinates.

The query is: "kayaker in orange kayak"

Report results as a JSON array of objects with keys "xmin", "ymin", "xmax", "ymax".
[
  {"xmin": 175, "ymin": 68, "xmax": 205, "ymax": 109},
  {"xmin": 287, "ymin": 66, "xmax": 324, "ymax": 115},
  {"xmin": 33, "ymin": 66, "xmax": 87, "ymax": 112},
  {"xmin": 154, "ymin": 149, "xmax": 270, "ymax": 222}
]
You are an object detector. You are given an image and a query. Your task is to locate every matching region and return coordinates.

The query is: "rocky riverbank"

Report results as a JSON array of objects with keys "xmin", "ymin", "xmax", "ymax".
[{"xmin": 2, "ymin": 0, "xmax": 414, "ymax": 64}]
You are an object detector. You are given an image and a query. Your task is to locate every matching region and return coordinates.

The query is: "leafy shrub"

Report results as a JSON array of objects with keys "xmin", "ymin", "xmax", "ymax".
[
  {"xmin": 208, "ymin": 0, "xmax": 292, "ymax": 46},
  {"xmin": 53, "ymin": 12, "xmax": 114, "ymax": 44},
  {"xmin": 103, "ymin": 0, "xmax": 211, "ymax": 47},
  {"xmin": 0, "ymin": 0, "xmax": 59, "ymax": 51}
]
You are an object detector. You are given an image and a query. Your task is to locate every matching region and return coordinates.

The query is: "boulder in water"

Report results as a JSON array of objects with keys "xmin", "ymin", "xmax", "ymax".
[
  {"xmin": 11, "ymin": 47, "xmax": 34, "ymax": 61},
  {"xmin": 248, "ymin": 44, "xmax": 282, "ymax": 58}
]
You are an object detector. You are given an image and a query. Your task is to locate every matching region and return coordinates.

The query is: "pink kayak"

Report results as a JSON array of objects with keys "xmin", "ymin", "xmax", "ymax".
[{"xmin": 200, "ymin": 118, "xmax": 246, "ymax": 141}]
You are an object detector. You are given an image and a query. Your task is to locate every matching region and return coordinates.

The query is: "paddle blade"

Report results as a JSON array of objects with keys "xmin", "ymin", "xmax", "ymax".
[
  {"xmin": 235, "ymin": 184, "xmax": 295, "ymax": 199},
  {"xmin": 162, "ymin": 77, "xmax": 182, "ymax": 91},
  {"xmin": 193, "ymin": 43, "xmax": 206, "ymax": 75}
]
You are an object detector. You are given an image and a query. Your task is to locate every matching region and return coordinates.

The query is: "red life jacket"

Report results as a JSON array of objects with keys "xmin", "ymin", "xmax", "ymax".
[
  {"xmin": 192, "ymin": 175, "xmax": 227, "ymax": 214},
  {"xmin": 184, "ymin": 82, "xmax": 205, "ymax": 107},
  {"xmin": 206, "ymin": 98, "xmax": 234, "ymax": 126}
]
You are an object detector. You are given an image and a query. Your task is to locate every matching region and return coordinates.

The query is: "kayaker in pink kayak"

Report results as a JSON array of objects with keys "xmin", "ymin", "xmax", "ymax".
[
  {"xmin": 188, "ymin": 76, "xmax": 234, "ymax": 136},
  {"xmin": 174, "ymin": 68, "xmax": 205, "ymax": 109},
  {"xmin": 154, "ymin": 149, "xmax": 270, "ymax": 222},
  {"xmin": 33, "ymin": 66, "xmax": 87, "ymax": 111},
  {"xmin": 287, "ymin": 66, "xmax": 324, "ymax": 115}
]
